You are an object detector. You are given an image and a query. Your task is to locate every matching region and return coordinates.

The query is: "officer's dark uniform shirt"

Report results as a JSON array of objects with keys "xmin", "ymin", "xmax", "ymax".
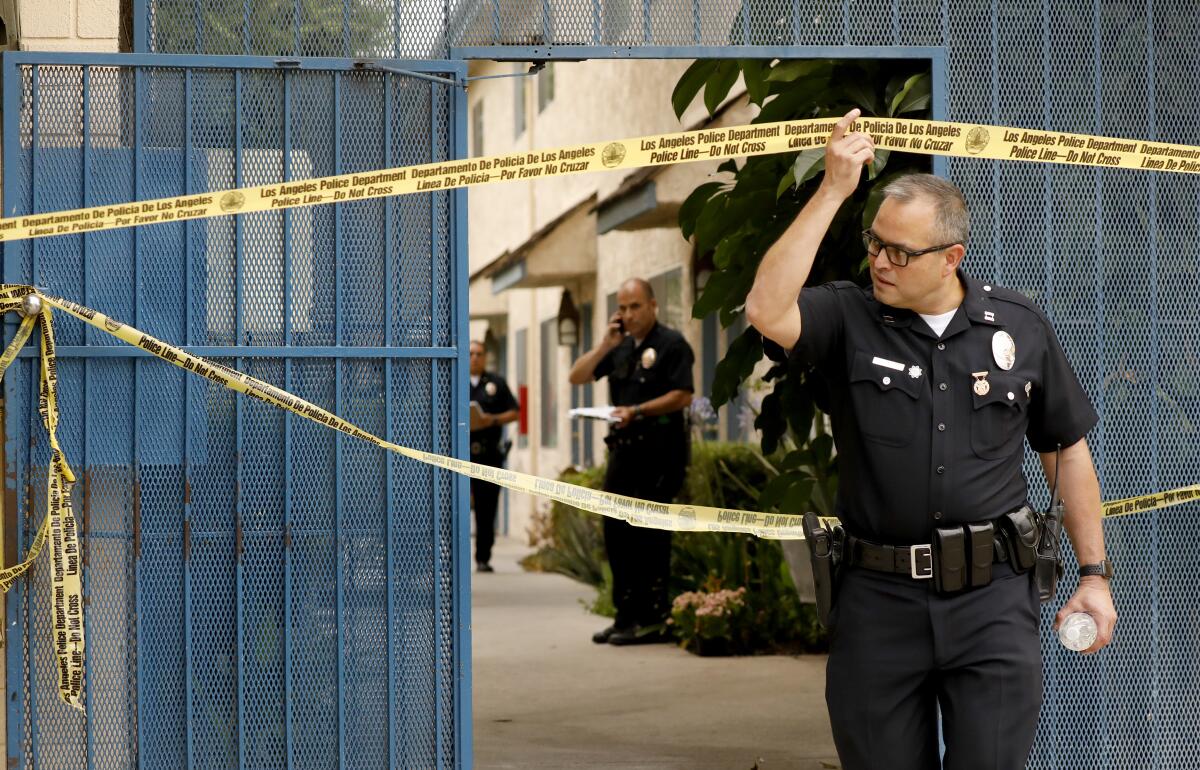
[
  {"xmin": 596, "ymin": 322, "xmax": 694, "ymax": 413},
  {"xmin": 790, "ymin": 271, "xmax": 1097, "ymax": 545},
  {"xmin": 469, "ymin": 371, "xmax": 517, "ymax": 458},
  {"xmin": 595, "ymin": 322, "xmax": 694, "ymax": 437}
]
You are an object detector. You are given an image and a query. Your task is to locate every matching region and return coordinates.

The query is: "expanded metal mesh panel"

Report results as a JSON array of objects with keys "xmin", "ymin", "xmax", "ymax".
[
  {"xmin": 5, "ymin": 58, "xmax": 463, "ymax": 769},
  {"xmin": 145, "ymin": 0, "xmax": 448, "ymax": 58}
]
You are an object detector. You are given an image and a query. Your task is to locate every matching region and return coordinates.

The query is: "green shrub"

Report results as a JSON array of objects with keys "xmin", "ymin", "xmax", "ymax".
[
  {"xmin": 522, "ymin": 442, "xmax": 827, "ymax": 653},
  {"xmin": 521, "ymin": 465, "xmax": 607, "ymax": 587}
]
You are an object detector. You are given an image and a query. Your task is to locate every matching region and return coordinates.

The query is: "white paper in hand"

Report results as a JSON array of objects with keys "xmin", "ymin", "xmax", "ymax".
[{"xmin": 568, "ymin": 406, "xmax": 620, "ymax": 423}]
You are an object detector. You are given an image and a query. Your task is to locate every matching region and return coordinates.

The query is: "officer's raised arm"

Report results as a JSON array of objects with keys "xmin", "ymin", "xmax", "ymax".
[
  {"xmin": 568, "ymin": 311, "xmax": 623, "ymax": 385},
  {"xmin": 745, "ymin": 108, "xmax": 874, "ymax": 350}
]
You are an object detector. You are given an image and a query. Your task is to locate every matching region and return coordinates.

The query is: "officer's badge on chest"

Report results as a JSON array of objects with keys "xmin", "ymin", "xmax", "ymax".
[
  {"xmin": 641, "ymin": 347, "xmax": 657, "ymax": 369},
  {"xmin": 992, "ymin": 331, "xmax": 1016, "ymax": 370},
  {"xmin": 485, "ymin": 381, "xmax": 497, "ymax": 396}
]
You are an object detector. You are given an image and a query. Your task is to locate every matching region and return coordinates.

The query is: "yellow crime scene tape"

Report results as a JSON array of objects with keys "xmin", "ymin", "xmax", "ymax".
[
  {"xmin": 1, "ymin": 116, "xmax": 1199, "ymax": 244},
  {"xmin": 2, "ymin": 114, "xmax": 1200, "ymax": 710}
]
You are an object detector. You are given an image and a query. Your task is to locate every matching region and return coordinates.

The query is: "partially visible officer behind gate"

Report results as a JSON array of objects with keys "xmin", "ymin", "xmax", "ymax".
[
  {"xmin": 745, "ymin": 109, "xmax": 1117, "ymax": 770},
  {"xmin": 469, "ymin": 340, "xmax": 519, "ymax": 573},
  {"xmin": 569, "ymin": 278, "xmax": 694, "ymax": 646}
]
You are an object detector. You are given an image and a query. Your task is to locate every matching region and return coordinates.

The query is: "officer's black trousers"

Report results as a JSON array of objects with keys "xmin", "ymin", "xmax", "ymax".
[
  {"xmin": 469, "ymin": 454, "xmax": 503, "ymax": 565},
  {"xmin": 603, "ymin": 445, "xmax": 685, "ymax": 629},
  {"xmin": 825, "ymin": 562, "xmax": 1042, "ymax": 770}
]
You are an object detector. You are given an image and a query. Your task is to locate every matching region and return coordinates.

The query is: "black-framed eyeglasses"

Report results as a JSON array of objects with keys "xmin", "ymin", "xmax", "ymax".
[{"xmin": 862, "ymin": 229, "xmax": 957, "ymax": 267}]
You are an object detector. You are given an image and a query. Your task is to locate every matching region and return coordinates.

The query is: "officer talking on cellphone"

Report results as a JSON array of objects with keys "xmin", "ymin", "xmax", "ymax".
[{"xmin": 569, "ymin": 278, "xmax": 694, "ymax": 646}]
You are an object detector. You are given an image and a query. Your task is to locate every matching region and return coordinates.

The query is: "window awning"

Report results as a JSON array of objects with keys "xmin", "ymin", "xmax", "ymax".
[{"xmin": 476, "ymin": 194, "xmax": 598, "ymax": 293}]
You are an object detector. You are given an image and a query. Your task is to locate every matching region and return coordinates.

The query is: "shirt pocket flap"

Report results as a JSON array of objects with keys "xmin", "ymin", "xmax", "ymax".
[
  {"xmin": 850, "ymin": 351, "xmax": 922, "ymax": 400},
  {"xmin": 970, "ymin": 374, "xmax": 1027, "ymax": 411}
]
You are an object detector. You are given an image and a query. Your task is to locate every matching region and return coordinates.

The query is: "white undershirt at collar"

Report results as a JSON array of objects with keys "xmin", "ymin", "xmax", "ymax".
[{"xmin": 918, "ymin": 308, "xmax": 959, "ymax": 337}]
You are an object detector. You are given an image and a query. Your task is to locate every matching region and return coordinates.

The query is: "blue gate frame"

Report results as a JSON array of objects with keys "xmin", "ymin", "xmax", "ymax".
[{"xmin": 2, "ymin": 52, "xmax": 471, "ymax": 769}]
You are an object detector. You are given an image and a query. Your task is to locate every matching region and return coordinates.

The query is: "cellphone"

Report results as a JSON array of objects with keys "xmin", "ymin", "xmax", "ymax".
[{"xmin": 616, "ymin": 318, "xmax": 625, "ymax": 334}]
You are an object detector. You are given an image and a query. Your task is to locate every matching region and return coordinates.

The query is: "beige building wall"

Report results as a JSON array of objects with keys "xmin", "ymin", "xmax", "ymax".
[
  {"xmin": 8, "ymin": 0, "xmax": 119, "ymax": 51},
  {"xmin": 468, "ymin": 58, "xmax": 758, "ymax": 540}
]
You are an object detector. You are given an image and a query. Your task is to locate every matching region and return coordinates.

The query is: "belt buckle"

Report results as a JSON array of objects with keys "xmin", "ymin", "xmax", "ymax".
[{"xmin": 910, "ymin": 544, "xmax": 934, "ymax": 580}]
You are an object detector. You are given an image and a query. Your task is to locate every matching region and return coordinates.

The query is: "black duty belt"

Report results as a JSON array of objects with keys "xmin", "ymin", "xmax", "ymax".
[
  {"xmin": 846, "ymin": 538, "xmax": 940, "ymax": 580},
  {"xmin": 470, "ymin": 439, "xmax": 502, "ymax": 456},
  {"xmin": 841, "ymin": 507, "xmax": 1040, "ymax": 591}
]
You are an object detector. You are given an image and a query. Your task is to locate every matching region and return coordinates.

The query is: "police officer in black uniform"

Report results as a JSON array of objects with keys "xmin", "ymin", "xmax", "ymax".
[
  {"xmin": 569, "ymin": 278, "xmax": 694, "ymax": 645},
  {"xmin": 469, "ymin": 340, "xmax": 519, "ymax": 572},
  {"xmin": 745, "ymin": 109, "xmax": 1117, "ymax": 770}
]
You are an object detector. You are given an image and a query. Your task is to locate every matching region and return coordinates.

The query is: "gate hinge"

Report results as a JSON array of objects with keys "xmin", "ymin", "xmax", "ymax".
[
  {"xmin": 464, "ymin": 62, "xmax": 558, "ymax": 84},
  {"xmin": 183, "ymin": 476, "xmax": 192, "ymax": 505},
  {"xmin": 183, "ymin": 518, "xmax": 191, "ymax": 563},
  {"xmin": 131, "ymin": 477, "xmax": 142, "ymax": 560},
  {"xmin": 283, "ymin": 524, "xmax": 292, "ymax": 550},
  {"xmin": 353, "ymin": 60, "xmax": 464, "ymax": 89},
  {"xmin": 235, "ymin": 516, "xmax": 244, "ymax": 560}
]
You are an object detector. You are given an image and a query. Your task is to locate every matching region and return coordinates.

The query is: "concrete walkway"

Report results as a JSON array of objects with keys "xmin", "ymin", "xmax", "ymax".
[{"xmin": 472, "ymin": 536, "xmax": 840, "ymax": 769}]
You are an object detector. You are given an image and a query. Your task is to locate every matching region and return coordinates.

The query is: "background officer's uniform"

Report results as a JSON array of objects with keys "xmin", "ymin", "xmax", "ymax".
[
  {"xmin": 594, "ymin": 322, "xmax": 694, "ymax": 632},
  {"xmin": 791, "ymin": 270, "xmax": 1097, "ymax": 770},
  {"xmin": 469, "ymin": 371, "xmax": 518, "ymax": 568}
]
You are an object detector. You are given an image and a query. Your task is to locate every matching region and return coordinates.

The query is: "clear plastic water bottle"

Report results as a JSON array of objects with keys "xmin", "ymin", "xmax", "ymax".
[{"xmin": 1058, "ymin": 612, "xmax": 1098, "ymax": 652}]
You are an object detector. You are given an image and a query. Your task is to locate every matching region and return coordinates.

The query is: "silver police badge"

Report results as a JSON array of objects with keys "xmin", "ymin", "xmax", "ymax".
[
  {"xmin": 485, "ymin": 382, "xmax": 497, "ymax": 396},
  {"xmin": 908, "ymin": 365, "xmax": 923, "ymax": 379},
  {"xmin": 641, "ymin": 347, "xmax": 657, "ymax": 369},
  {"xmin": 991, "ymin": 331, "xmax": 1016, "ymax": 371}
]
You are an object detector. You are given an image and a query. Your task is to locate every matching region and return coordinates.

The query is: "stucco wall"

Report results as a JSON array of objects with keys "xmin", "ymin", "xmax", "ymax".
[{"xmin": 12, "ymin": 0, "xmax": 119, "ymax": 51}]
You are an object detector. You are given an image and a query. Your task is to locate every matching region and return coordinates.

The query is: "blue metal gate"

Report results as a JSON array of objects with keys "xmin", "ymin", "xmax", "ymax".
[{"xmin": 2, "ymin": 53, "xmax": 470, "ymax": 769}]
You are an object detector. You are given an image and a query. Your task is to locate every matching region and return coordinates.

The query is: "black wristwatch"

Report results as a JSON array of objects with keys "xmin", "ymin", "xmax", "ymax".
[{"xmin": 1078, "ymin": 559, "xmax": 1114, "ymax": 580}]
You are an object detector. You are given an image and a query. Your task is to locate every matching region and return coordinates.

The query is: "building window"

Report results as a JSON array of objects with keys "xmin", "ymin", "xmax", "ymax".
[
  {"xmin": 515, "ymin": 328, "xmax": 528, "ymax": 449},
  {"xmin": 514, "ymin": 65, "xmax": 526, "ymax": 137},
  {"xmin": 649, "ymin": 267, "xmax": 684, "ymax": 329},
  {"xmin": 539, "ymin": 318, "xmax": 558, "ymax": 448},
  {"xmin": 537, "ymin": 63, "xmax": 555, "ymax": 112},
  {"xmin": 471, "ymin": 100, "xmax": 484, "ymax": 158},
  {"xmin": 571, "ymin": 303, "xmax": 594, "ymax": 467}
]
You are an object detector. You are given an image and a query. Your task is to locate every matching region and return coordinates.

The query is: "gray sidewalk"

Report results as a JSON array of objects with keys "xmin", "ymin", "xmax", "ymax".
[{"xmin": 471, "ymin": 536, "xmax": 840, "ymax": 769}]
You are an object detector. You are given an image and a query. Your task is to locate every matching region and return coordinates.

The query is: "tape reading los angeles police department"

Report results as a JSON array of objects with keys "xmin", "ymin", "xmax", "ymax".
[{"xmin": 1, "ymin": 116, "xmax": 1198, "ymax": 244}]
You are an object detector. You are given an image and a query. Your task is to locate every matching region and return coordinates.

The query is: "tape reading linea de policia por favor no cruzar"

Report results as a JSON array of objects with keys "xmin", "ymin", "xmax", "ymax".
[
  {"xmin": 0, "ymin": 283, "xmax": 1192, "ymax": 710},
  {"xmin": 0, "ymin": 114, "xmax": 1198, "ymax": 710},
  {"xmin": 2, "ymin": 116, "xmax": 1200, "ymax": 244}
]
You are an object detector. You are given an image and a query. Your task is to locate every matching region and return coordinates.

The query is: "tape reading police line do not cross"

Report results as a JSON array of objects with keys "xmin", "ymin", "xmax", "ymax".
[{"xmin": 0, "ymin": 116, "xmax": 1199, "ymax": 245}]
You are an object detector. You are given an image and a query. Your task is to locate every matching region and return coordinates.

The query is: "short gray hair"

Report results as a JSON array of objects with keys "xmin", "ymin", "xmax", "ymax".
[{"xmin": 880, "ymin": 174, "xmax": 970, "ymax": 246}]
